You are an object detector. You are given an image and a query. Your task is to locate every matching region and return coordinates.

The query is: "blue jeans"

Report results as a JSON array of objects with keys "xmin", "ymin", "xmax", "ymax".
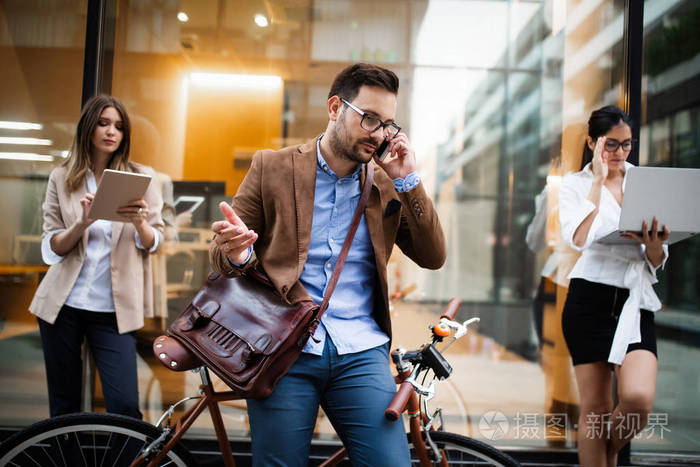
[
  {"xmin": 247, "ymin": 336, "xmax": 410, "ymax": 466},
  {"xmin": 38, "ymin": 305, "xmax": 142, "ymax": 419}
]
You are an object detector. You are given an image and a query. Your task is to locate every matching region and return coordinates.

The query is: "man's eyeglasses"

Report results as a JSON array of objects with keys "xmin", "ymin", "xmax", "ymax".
[
  {"xmin": 604, "ymin": 138, "xmax": 635, "ymax": 152},
  {"xmin": 340, "ymin": 98, "xmax": 401, "ymax": 139}
]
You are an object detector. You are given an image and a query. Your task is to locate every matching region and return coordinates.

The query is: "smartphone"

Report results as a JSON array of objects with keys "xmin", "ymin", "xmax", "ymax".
[{"xmin": 375, "ymin": 138, "xmax": 391, "ymax": 161}]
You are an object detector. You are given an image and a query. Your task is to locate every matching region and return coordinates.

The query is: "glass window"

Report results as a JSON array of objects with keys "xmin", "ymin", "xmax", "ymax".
[
  {"xmin": 0, "ymin": 0, "xmax": 87, "ymax": 425},
  {"xmin": 105, "ymin": 0, "xmax": 629, "ymax": 450},
  {"xmin": 415, "ymin": 0, "xmax": 627, "ymax": 449},
  {"xmin": 2, "ymin": 0, "xmax": 697, "ymax": 460},
  {"xmin": 638, "ymin": 0, "xmax": 700, "ymax": 455}
]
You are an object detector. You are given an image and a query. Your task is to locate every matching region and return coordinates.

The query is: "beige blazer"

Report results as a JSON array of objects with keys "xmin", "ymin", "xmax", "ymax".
[
  {"xmin": 29, "ymin": 164, "xmax": 165, "ymax": 334},
  {"xmin": 210, "ymin": 137, "xmax": 446, "ymax": 341}
]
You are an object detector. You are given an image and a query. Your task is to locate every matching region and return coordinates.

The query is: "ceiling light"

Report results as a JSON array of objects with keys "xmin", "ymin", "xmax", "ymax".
[
  {"xmin": 0, "ymin": 121, "xmax": 43, "ymax": 130},
  {"xmin": 177, "ymin": 11, "xmax": 189, "ymax": 22},
  {"xmin": 0, "ymin": 136, "xmax": 52, "ymax": 145},
  {"xmin": 0, "ymin": 152, "xmax": 54, "ymax": 161},
  {"xmin": 254, "ymin": 14, "xmax": 269, "ymax": 27},
  {"xmin": 189, "ymin": 72, "xmax": 282, "ymax": 90}
]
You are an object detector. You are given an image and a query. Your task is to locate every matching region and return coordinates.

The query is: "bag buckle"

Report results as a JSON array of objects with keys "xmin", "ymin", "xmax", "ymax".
[
  {"xmin": 308, "ymin": 319, "xmax": 321, "ymax": 343},
  {"xmin": 189, "ymin": 306, "xmax": 207, "ymax": 328}
]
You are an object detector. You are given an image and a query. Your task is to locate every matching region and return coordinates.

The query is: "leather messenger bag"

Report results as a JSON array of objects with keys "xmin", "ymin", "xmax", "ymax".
[{"xmin": 167, "ymin": 162, "xmax": 375, "ymax": 399}]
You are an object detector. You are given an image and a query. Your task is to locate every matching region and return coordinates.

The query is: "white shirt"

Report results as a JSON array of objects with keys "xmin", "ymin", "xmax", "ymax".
[
  {"xmin": 41, "ymin": 169, "xmax": 159, "ymax": 312},
  {"xmin": 526, "ymin": 183, "xmax": 560, "ymax": 283},
  {"xmin": 559, "ymin": 162, "xmax": 668, "ymax": 364}
]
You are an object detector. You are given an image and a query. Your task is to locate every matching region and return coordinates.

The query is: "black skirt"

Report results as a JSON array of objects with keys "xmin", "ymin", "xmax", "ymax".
[{"xmin": 562, "ymin": 278, "xmax": 657, "ymax": 366}]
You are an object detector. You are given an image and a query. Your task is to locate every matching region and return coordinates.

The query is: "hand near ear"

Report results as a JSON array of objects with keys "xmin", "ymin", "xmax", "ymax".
[{"xmin": 591, "ymin": 136, "xmax": 608, "ymax": 183}]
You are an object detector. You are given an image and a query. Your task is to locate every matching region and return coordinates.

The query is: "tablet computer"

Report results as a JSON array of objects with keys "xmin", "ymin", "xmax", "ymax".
[
  {"xmin": 597, "ymin": 167, "xmax": 700, "ymax": 245},
  {"xmin": 88, "ymin": 169, "xmax": 153, "ymax": 222},
  {"xmin": 174, "ymin": 195, "xmax": 205, "ymax": 214}
]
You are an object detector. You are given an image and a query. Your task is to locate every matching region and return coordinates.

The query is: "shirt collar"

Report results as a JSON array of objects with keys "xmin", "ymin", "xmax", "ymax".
[
  {"xmin": 582, "ymin": 160, "xmax": 635, "ymax": 176},
  {"xmin": 315, "ymin": 134, "xmax": 362, "ymax": 180},
  {"xmin": 582, "ymin": 161, "xmax": 634, "ymax": 192},
  {"xmin": 86, "ymin": 168, "xmax": 97, "ymax": 192}
]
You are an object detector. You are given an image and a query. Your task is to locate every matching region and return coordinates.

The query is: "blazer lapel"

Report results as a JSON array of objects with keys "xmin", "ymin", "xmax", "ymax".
[
  {"xmin": 292, "ymin": 138, "xmax": 318, "ymax": 268},
  {"xmin": 111, "ymin": 220, "xmax": 124, "ymax": 251},
  {"xmin": 362, "ymin": 163, "xmax": 386, "ymax": 264},
  {"xmin": 65, "ymin": 176, "xmax": 89, "ymax": 250},
  {"xmin": 69, "ymin": 189, "xmax": 83, "ymax": 220}
]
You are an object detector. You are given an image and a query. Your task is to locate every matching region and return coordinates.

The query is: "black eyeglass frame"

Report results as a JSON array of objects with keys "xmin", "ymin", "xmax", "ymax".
[
  {"xmin": 340, "ymin": 98, "xmax": 401, "ymax": 139},
  {"xmin": 603, "ymin": 138, "xmax": 636, "ymax": 152}
]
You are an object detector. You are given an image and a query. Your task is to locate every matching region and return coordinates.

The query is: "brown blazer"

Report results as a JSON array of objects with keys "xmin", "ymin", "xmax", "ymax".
[
  {"xmin": 29, "ymin": 164, "xmax": 165, "ymax": 334},
  {"xmin": 210, "ymin": 137, "xmax": 446, "ymax": 340}
]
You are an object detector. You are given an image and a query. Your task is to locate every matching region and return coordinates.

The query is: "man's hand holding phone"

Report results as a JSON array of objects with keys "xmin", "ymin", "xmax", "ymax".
[
  {"xmin": 374, "ymin": 132, "xmax": 416, "ymax": 179},
  {"xmin": 212, "ymin": 202, "xmax": 258, "ymax": 265}
]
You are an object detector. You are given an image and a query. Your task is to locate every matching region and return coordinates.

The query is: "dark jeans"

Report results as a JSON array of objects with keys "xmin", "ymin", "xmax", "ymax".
[
  {"xmin": 247, "ymin": 336, "xmax": 410, "ymax": 466},
  {"xmin": 38, "ymin": 305, "xmax": 142, "ymax": 419}
]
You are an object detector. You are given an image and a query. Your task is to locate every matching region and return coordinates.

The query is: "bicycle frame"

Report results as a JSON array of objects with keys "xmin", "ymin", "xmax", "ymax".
[
  {"xmin": 134, "ymin": 360, "xmax": 445, "ymax": 467},
  {"xmin": 396, "ymin": 367, "xmax": 449, "ymax": 467},
  {"xmin": 317, "ymin": 365, "xmax": 447, "ymax": 467},
  {"xmin": 138, "ymin": 301, "xmax": 470, "ymax": 466},
  {"xmin": 132, "ymin": 367, "xmax": 239, "ymax": 467}
]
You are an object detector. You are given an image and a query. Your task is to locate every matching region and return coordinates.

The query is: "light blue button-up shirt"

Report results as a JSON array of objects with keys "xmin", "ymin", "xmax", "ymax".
[
  {"xmin": 301, "ymin": 137, "xmax": 418, "ymax": 355},
  {"xmin": 231, "ymin": 137, "xmax": 420, "ymax": 355}
]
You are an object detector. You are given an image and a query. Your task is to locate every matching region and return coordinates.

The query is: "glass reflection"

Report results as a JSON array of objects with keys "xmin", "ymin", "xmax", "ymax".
[
  {"xmin": 0, "ymin": 0, "xmax": 88, "ymax": 426},
  {"xmin": 0, "ymin": 0, "xmax": 697, "ymax": 457},
  {"xmin": 639, "ymin": 0, "xmax": 700, "ymax": 454}
]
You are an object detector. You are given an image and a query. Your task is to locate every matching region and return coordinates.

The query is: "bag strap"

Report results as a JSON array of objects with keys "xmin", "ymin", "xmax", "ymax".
[{"xmin": 316, "ymin": 160, "xmax": 375, "ymax": 320}]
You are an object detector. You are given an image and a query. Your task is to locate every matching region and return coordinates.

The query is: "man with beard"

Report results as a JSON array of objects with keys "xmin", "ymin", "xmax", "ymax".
[{"xmin": 209, "ymin": 63, "xmax": 446, "ymax": 466}]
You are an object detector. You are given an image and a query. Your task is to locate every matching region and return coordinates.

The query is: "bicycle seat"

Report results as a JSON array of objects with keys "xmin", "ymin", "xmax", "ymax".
[{"xmin": 153, "ymin": 335, "xmax": 203, "ymax": 371}]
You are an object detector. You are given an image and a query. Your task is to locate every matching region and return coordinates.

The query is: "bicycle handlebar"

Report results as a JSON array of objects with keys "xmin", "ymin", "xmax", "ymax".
[
  {"xmin": 439, "ymin": 297, "xmax": 462, "ymax": 321},
  {"xmin": 385, "ymin": 381, "xmax": 414, "ymax": 421},
  {"xmin": 386, "ymin": 298, "xmax": 466, "ymax": 422}
]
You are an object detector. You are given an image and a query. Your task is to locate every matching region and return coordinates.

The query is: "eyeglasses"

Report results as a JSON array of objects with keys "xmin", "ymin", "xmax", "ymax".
[
  {"xmin": 340, "ymin": 98, "xmax": 401, "ymax": 139},
  {"xmin": 604, "ymin": 138, "xmax": 635, "ymax": 152}
]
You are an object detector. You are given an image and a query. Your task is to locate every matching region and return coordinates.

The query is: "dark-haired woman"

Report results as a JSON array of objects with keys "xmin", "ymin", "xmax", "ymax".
[
  {"xmin": 559, "ymin": 105, "xmax": 669, "ymax": 467},
  {"xmin": 29, "ymin": 95, "xmax": 164, "ymax": 419}
]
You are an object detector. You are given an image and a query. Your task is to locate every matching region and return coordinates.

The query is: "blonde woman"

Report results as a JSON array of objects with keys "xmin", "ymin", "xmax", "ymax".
[{"xmin": 29, "ymin": 95, "xmax": 164, "ymax": 419}]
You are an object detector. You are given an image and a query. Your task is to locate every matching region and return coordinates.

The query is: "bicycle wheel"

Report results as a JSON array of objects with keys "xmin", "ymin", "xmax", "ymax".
[
  {"xmin": 409, "ymin": 431, "xmax": 520, "ymax": 467},
  {"xmin": 0, "ymin": 412, "xmax": 195, "ymax": 467}
]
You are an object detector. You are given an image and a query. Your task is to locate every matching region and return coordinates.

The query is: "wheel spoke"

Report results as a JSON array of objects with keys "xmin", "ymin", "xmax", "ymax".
[
  {"xmin": 39, "ymin": 444, "xmax": 60, "ymax": 467},
  {"xmin": 111, "ymin": 435, "xmax": 129, "ymax": 466},
  {"xmin": 99, "ymin": 431, "xmax": 112, "ymax": 467},
  {"xmin": 56, "ymin": 434, "xmax": 67, "ymax": 466},
  {"xmin": 0, "ymin": 414, "xmax": 192, "ymax": 467},
  {"xmin": 409, "ymin": 431, "xmax": 518, "ymax": 467},
  {"xmin": 20, "ymin": 450, "xmax": 42, "ymax": 467},
  {"xmin": 72, "ymin": 430, "xmax": 88, "ymax": 467}
]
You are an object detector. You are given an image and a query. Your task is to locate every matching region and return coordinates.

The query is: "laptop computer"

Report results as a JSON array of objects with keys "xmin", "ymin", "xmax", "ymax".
[{"xmin": 598, "ymin": 166, "xmax": 700, "ymax": 245}]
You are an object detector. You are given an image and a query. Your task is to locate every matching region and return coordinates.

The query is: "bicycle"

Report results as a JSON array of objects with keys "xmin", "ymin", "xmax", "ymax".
[{"xmin": 0, "ymin": 298, "xmax": 520, "ymax": 466}]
